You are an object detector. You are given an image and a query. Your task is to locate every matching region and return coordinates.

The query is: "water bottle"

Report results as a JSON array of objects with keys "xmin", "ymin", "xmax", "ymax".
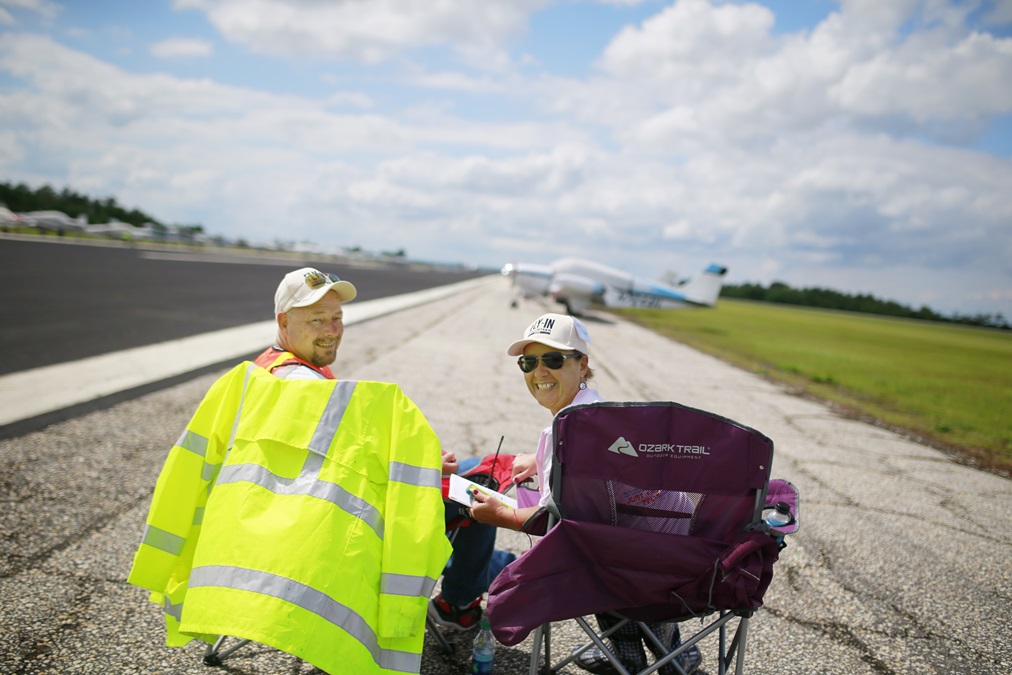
[
  {"xmin": 470, "ymin": 618, "xmax": 495, "ymax": 674},
  {"xmin": 763, "ymin": 501, "xmax": 792, "ymax": 528}
]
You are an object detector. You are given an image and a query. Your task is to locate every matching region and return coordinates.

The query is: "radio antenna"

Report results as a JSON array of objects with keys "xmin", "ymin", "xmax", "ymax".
[{"xmin": 488, "ymin": 436, "xmax": 504, "ymax": 489}]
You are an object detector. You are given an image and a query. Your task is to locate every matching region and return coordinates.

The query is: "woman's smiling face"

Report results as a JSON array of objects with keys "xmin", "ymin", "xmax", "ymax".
[{"xmin": 522, "ymin": 343, "xmax": 588, "ymax": 416}]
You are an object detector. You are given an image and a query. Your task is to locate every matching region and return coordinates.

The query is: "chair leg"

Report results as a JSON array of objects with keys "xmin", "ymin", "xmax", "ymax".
[
  {"xmin": 714, "ymin": 612, "xmax": 749, "ymax": 675},
  {"xmin": 529, "ymin": 625, "xmax": 545, "ymax": 675},
  {"xmin": 527, "ymin": 623, "xmax": 562, "ymax": 675},
  {"xmin": 426, "ymin": 614, "xmax": 455, "ymax": 655},
  {"xmin": 202, "ymin": 635, "xmax": 251, "ymax": 667},
  {"xmin": 718, "ymin": 612, "xmax": 727, "ymax": 675},
  {"xmin": 733, "ymin": 616, "xmax": 749, "ymax": 675},
  {"xmin": 544, "ymin": 621, "xmax": 552, "ymax": 674}
]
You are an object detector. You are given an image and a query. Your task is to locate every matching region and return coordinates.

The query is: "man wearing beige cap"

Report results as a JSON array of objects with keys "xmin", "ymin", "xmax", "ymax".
[
  {"xmin": 254, "ymin": 267, "xmax": 357, "ymax": 380},
  {"xmin": 130, "ymin": 266, "xmax": 454, "ymax": 672}
]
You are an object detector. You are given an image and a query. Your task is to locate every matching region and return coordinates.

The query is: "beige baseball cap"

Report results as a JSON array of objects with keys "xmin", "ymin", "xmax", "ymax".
[
  {"xmin": 274, "ymin": 267, "xmax": 357, "ymax": 315},
  {"xmin": 506, "ymin": 313, "xmax": 591, "ymax": 356}
]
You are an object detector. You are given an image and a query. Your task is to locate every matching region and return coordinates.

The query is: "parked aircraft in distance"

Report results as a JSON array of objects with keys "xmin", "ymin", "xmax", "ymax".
[
  {"xmin": 23, "ymin": 210, "xmax": 87, "ymax": 233},
  {"xmin": 502, "ymin": 257, "xmax": 728, "ymax": 316}
]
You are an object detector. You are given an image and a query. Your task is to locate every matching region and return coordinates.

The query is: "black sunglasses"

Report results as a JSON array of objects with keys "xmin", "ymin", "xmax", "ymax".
[{"xmin": 517, "ymin": 352, "xmax": 583, "ymax": 373}]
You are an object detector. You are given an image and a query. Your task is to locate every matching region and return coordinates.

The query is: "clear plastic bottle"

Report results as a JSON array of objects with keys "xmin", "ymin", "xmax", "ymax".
[
  {"xmin": 470, "ymin": 618, "xmax": 495, "ymax": 674},
  {"xmin": 763, "ymin": 501, "xmax": 792, "ymax": 528}
]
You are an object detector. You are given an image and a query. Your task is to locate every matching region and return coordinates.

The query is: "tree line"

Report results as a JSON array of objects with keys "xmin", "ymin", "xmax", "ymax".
[
  {"xmin": 0, "ymin": 180, "xmax": 165, "ymax": 228},
  {"xmin": 721, "ymin": 281, "xmax": 1009, "ymax": 330}
]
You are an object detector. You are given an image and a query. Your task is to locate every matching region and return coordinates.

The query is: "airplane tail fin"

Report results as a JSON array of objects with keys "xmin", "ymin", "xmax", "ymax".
[{"xmin": 679, "ymin": 264, "xmax": 728, "ymax": 306}]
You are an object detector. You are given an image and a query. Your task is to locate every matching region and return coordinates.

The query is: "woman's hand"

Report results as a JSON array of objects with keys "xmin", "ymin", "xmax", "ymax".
[
  {"xmin": 441, "ymin": 450, "xmax": 459, "ymax": 477},
  {"xmin": 469, "ymin": 490, "xmax": 505, "ymax": 525},
  {"xmin": 510, "ymin": 452, "xmax": 537, "ymax": 485}
]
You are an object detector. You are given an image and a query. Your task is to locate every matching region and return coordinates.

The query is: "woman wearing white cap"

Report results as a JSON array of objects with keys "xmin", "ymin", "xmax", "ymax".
[
  {"xmin": 470, "ymin": 312, "xmax": 701, "ymax": 675},
  {"xmin": 493, "ymin": 312, "xmax": 601, "ymax": 511}
]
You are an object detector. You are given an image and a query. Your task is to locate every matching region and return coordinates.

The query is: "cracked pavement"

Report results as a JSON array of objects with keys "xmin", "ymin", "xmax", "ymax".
[{"xmin": 1, "ymin": 277, "xmax": 1009, "ymax": 674}]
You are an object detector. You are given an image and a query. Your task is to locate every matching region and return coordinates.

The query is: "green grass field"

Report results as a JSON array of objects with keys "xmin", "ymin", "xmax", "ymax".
[{"xmin": 613, "ymin": 300, "xmax": 1012, "ymax": 476}]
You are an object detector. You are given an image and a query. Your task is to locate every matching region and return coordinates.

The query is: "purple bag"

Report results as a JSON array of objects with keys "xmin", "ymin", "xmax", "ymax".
[{"xmin": 486, "ymin": 520, "xmax": 779, "ymax": 645}]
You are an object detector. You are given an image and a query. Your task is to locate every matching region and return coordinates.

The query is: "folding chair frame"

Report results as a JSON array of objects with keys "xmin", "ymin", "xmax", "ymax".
[
  {"xmin": 203, "ymin": 635, "xmax": 252, "ymax": 667},
  {"xmin": 511, "ymin": 401, "xmax": 780, "ymax": 675},
  {"xmin": 524, "ymin": 492, "xmax": 762, "ymax": 675},
  {"xmin": 528, "ymin": 608, "xmax": 754, "ymax": 675}
]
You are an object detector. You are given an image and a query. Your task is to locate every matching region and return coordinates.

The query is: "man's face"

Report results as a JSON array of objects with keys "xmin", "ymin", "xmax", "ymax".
[{"xmin": 277, "ymin": 290, "xmax": 345, "ymax": 367}]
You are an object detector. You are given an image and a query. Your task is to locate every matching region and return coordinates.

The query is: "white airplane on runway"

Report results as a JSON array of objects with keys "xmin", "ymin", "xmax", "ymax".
[{"xmin": 502, "ymin": 257, "xmax": 728, "ymax": 316}]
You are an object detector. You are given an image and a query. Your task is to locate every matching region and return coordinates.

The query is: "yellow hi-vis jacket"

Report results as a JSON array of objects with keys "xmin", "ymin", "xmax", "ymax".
[{"xmin": 127, "ymin": 362, "xmax": 452, "ymax": 674}]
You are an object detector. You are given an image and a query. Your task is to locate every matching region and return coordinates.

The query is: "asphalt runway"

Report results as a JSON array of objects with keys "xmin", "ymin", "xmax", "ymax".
[
  {"xmin": 0, "ymin": 242, "xmax": 1009, "ymax": 674},
  {"xmin": 0, "ymin": 236, "xmax": 485, "ymax": 375},
  {"xmin": 0, "ymin": 236, "xmax": 486, "ymax": 436}
]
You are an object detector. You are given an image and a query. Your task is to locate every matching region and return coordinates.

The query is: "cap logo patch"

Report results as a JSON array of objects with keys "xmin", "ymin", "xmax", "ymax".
[
  {"xmin": 528, "ymin": 316, "xmax": 556, "ymax": 337},
  {"xmin": 304, "ymin": 271, "xmax": 328, "ymax": 289}
]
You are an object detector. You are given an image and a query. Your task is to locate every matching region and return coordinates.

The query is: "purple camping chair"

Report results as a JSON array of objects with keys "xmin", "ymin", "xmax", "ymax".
[{"xmin": 486, "ymin": 401, "xmax": 798, "ymax": 675}]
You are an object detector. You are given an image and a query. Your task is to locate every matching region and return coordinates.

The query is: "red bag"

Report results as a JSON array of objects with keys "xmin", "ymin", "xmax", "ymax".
[{"xmin": 441, "ymin": 453, "xmax": 516, "ymax": 499}]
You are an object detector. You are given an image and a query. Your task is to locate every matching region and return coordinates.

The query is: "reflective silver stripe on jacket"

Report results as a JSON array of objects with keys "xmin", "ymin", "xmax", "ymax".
[
  {"xmin": 381, "ymin": 572, "xmax": 438, "ymax": 598},
  {"xmin": 176, "ymin": 429, "xmax": 208, "ymax": 457},
  {"xmin": 189, "ymin": 565, "xmax": 421, "ymax": 673},
  {"xmin": 215, "ymin": 462, "xmax": 384, "ymax": 537},
  {"xmin": 308, "ymin": 380, "xmax": 356, "ymax": 456},
  {"xmin": 141, "ymin": 525, "xmax": 186, "ymax": 556},
  {"xmin": 176, "ymin": 428, "xmax": 222, "ymax": 483},
  {"xmin": 162, "ymin": 596, "xmax": 183, "ymax": 622},
  {"xmin": 389, "ymin": 461, "xmax": 441, "ymax": 489}
]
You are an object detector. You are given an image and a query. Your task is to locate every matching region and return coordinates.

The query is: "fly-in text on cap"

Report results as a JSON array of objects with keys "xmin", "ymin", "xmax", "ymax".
[{"xmin": 528, "ymin": 316, "xmax": 556, "ymax": 336}]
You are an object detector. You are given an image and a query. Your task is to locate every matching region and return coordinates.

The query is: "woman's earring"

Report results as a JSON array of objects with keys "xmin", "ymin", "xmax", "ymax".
[{"xmin": 579, "ymin": 381, "xmax": 588, "ymax": 390}]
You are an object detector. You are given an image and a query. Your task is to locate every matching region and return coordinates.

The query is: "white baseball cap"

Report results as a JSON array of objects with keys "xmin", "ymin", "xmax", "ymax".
[
  {"xmin": 274, "ymin": 267, "xmax": 357, "ymax": 316},
  {"xmin": 506, "ymin": 313, "xmax": 591, "ymax": 356}
]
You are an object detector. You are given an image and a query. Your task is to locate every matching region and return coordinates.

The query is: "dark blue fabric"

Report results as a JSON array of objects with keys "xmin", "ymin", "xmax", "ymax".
[{"xmin": 440, "ymin": 457, "xmax": 517, "ymax": 605}]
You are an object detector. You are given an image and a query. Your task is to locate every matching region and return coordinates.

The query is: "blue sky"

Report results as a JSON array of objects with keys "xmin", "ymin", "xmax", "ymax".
[{"xmin": 1, "ymin": 0, "xmax": 1011, "ymax": 317}]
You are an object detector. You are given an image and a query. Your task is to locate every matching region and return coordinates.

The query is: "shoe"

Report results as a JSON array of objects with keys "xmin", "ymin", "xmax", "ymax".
[
  {"xmin": 427, "ymin": 593, "xmax": 483, "ymax": 631},
  {"xmin": 650, "ymin": 624, "xmax": 702, "ymax": 675},
  {"xmin": 645, "ymin": 644, "xmax": 701, "ymax": 675},
  {"xmin": 573, "ymin": 643, "xmax": 701, "ymax": 675},
  {"xmin": 666, "ymin": 643, "xmax": 701, "ymax": 675},
  {"xmin": 572, "ymin": 645, "xmax": 646, "ymax": 674}
]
